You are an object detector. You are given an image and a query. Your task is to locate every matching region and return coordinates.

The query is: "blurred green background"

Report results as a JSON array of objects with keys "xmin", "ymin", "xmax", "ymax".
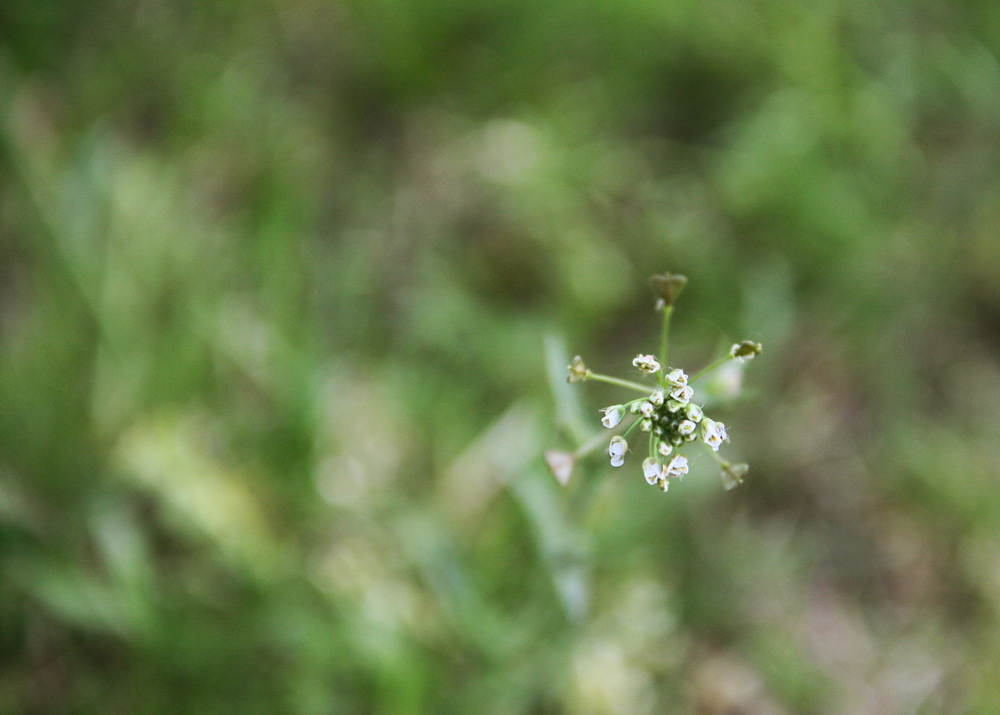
[{"xmin": 3, "ymin": 0, "xmax": 1000, "ymax": 712}]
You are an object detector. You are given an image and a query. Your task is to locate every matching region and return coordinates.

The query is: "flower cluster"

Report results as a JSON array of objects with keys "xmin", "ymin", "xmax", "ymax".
[
  {"xmin": 561, "ymin": 272, "xmax": 761, "ymax": 492},
  {"xmin": 596, "ymin": 363, "xmax": 731, "ymax": 491}
]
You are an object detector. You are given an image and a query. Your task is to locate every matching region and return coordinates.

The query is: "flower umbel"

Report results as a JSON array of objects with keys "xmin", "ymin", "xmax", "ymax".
[{"xmin": 563, "ymin": 272, "xmax": 761, "ymax": 493}]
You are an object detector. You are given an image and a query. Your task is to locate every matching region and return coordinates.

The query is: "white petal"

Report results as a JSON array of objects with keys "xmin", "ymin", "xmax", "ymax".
[{"xmin": 665, "ymin": 368, "xmax": 688, "ymax": 386}]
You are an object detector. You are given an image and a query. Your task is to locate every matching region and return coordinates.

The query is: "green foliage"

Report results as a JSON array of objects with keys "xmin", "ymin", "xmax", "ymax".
[{"xmin": 3, "ymin": 0, "xmax": 1000, "ymax": 711}]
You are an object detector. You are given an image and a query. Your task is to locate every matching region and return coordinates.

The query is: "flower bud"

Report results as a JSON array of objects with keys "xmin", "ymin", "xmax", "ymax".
[{"xmin": 684, "ymin": 403, "xmax": 703, "ymax": 422}]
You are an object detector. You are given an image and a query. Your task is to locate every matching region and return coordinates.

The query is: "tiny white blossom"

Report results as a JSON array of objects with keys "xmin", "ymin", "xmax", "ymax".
[
  {"xmin": 685, "ymin": 403, "xmax": 703, "ymax": 422},
  {"xmin": 629, "ymin": 402, "xmax": 642, "ymax": 414},
  {"xmin": 657, "ymin": 441, "xmax": 673, "ymax": 457},
  {"xmin": 632, "ymin": 354, "xmax": 661, "ymax": 375},
  {"xmin": 669, "ymin": 384, "xmax": 694, "ymax": 404},
  {"xmin": 639, "ymin": 418, "xmax": 653, "ymax": 432},
  {"xmin": 609, "ymin": 436, "xmax": 627, "ymax": 467},
  {"xmin": 600, "ymin": 405, "xmax": 625, "ymax": 428},
  {"xmin": 639, "ymin": 401, "xmax": 654, "ymax": 417},
  {"xmin": 665, "ymin": 368, "xmax": 688, "ymax": 387},
  {"xmin": 663, "ymin": 453, "xmax": 689, "ymax": 479},
  {"xmin": 701, "ymin": 419, "xmax": 725, "ymax": 451},
  {"xmin": 642, "ymin": 457, "xmax": 660, "ymax": 485},
  {"xmin": 677, "ymin": 419, "xmax": 696, "ymax": 436},
  {"xmin": 666, "ymin": 399, "xmax": 684, "ymax": 413},
  {"xmin": 649, "ymin": 389, "xmax": 665, "ymax": 407}
]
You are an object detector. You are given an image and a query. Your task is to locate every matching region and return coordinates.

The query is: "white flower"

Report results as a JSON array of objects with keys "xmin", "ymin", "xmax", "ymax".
[
  {"xmin": 700, "ymin": 418, "xmax": 726, "ymax": 451},
  {"xmin": 632, "ymin": 354, "xmax": 661, "ymax": 374},
  {"xmin": 663, "ymin": 453, "xmax": 689, "ymax": 479},
  {"xmin": 639, "ymin": 401, "xmax": 654, "ymax": 417},
  {"xmin": 642, "ymin": 457, "xmax": 660, "ymax": 485},
  {"xmin": 600, "ymin": 405, "xmax": 625, "ymax": 428},
  {"xmin": 649, "ymin": 389, "xmax": 665, "ymax": 407},
  {"xmin": 665, "ymin": 368, "xmax": 688, "ymax": 387},
  {"xmin": 669, "ymin": 384, "xmax": 694, "ymax": 404},
  {"xmin": 684, "ymin": 403, "xmax": 703, "ymax": 422},
  {"xmin": 609, "ymin": 436, "xmax": 627, "ymax": 467},
  {"xmin": 639, "ymin": 418, "xmax": 653, "ymax": 432},
  {"xmin": 666, "ymin": 399, "xmax": 684, "ymax": 413},
  {"xmin": 677, "ymin": 419, "xmax": 696, "ymax": 436},
  {"xmin": 657, "ymin": 441, "xmax": 673, "ymax": 457}
]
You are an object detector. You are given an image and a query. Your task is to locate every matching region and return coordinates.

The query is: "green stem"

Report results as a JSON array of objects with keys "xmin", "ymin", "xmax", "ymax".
[
  {"xmin": 690, "ymin": 354, "xmax": 732, "ymax": 382},
  {"xmin": 621, "ymin": 417, "xmax": 643, "ymax": 440},
  {"xmin": 658, "ymin": 306, "xmax": 673, "ymax": 386},
  {"xmin": 705, "ymin": 445, "xmax": 726, "ymax": 464},
  {"xmin": 587, "ymin": 373, "xmax": 652, "ymax": 393}
]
